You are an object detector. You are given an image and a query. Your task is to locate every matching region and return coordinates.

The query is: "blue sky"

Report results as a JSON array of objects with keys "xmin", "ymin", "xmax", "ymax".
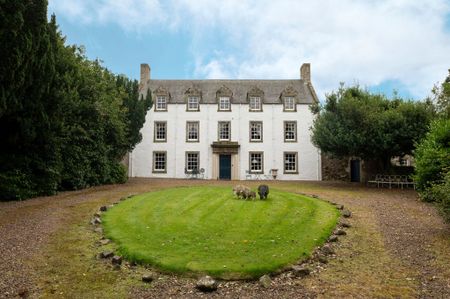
[{"xmin": 48, "ymin": 0, "xmax": 450, "ymax": 101}]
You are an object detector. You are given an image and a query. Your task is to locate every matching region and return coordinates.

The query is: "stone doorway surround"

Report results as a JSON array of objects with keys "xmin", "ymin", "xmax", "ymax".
[{"xmin": 211, "ymin": 141, "xmax": 240, "ymax": 180}]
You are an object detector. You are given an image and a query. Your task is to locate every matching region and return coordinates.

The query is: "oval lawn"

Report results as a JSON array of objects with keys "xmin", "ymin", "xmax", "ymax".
[{"xmin": 102, "ymin": 186, "xmax": 339, "ymax": 279}]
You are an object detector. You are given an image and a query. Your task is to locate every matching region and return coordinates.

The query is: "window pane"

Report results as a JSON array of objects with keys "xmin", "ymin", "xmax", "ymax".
[
  {"xmin": 186, "ymin": 153, "xmax": 199, "ymax": 171},
  {"xmin": 187, "ymin": 122, "xmax": 199, "ymax": 141},
  {"xmin": 188, "ymin": 97, "xmax": 199, "ymax": 110},
  {"xmin": 156, "ymin": 96, "xmax": 167, "ymax": 110},
  {"xmin": 154, "ymin": 152, "xmax": 166, "ymax": 171},
  {"xmin": 284, "ymin": 122, "xmax": 296, "ymax": 141},
  {"xmin": 249, "ymin": 97, "xmax": 261, "ymax": 111},
  {"xmin": 250, "ymin": 153, "xmax": 263, "ymax": 172},
  {"xmin": 250, "ymin": 122, "xmax": 262, "ymax": 141},
  {"xmin": 284, "ymin": 153, "xmax": 297, "ymax": 172},
  {"xmin": 155, "ymin": 122, "xmax": 166, "ymax": 140},
  {"xmin": 219, "ymin": 97, "xmax": 230, "ymax": 110},
  {"xmin": 284, "ymin": 97, "xmax": 295, "ymax": 110},
  {"xmin": 219, "ymin": 122, "xmax": 230, "ymax": 140}
]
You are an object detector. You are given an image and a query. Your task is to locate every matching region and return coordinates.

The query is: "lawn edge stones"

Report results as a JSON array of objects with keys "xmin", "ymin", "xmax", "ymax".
[
  {"xmin": 112, "ymin": 255, "xmax": 123, "ymax": 265},
  {"xmin": 196, "ymin": 275, "xmax": 218, "ymax": 292},
  {"xmin": 340, "ymin": 220, "xmax": 352, "ymax": 228},
  {"xmin": 142, "ymin": 272, "xmax": 157, "ymax": 283},
  {"xmin": 335, "ymin": 228, "xmax": 347, "ymax": 236},
  {"xmin": 259, "ymin": 274, "xmax": 272, "ymax": 288},
  {"xmin": 342, "ymin": 209, "xmax": 352, "ymax": 218},
  {"xmin": 329, "ymin": 235, "xmax": 339, "ymax": 242},
  {"xmin": 100, "ymin": 251, "xmax": 114, "ymax": 259},
  {"xmin": 291, "ymin": 265, "xmax": 311, "ymax": 277},
  {"xmin": 90, "ymin": 217, "xmax": 101, "ymax": 225}
]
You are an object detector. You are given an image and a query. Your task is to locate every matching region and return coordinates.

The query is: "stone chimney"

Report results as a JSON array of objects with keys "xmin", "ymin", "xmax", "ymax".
[
  {"xmin": 140, "ymin": 63, "xmax": 150, "ymax": 91},
  {"xmin": 300, "ymin": 63, "xmax": 311, "ymax": 82}
]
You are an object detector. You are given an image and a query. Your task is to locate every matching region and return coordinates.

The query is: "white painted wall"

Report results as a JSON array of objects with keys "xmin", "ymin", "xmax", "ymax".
[{"xmin": 130, "ymin": 103, "xmax": 321, "ymax": 180}]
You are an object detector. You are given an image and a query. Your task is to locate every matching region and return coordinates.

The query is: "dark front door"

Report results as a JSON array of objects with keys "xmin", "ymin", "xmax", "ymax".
[
  {"xmin": 350, "ymin": 159, "xmax": 360, "ymax": 182},
  {"xmin": 219, "ymin": 154, "xmax": 232, "ymax": 180}
]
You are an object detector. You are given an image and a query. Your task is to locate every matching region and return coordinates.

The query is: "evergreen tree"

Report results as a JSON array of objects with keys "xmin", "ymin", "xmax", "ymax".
[
  {"xmin": 0, "ymin": 0, "xmax": 61, "ymax": 199},
  {"xmin": 0, "ymin": 2, "xmax": 152, "ymax": 200}
]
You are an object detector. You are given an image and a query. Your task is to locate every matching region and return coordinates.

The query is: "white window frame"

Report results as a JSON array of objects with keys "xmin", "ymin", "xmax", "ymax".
[
  {"xmin": 249, "ymin": 96, "xmax": 262, "ymax": 111},
  {"xmin": 249, "ymin": 152, "xmax": 264, "ymax": 173},
  {"xmin": 185, "ymin": 152, "xmax": 200, "ymax": 172},
  {"xmin": 186, "ymin": 121, "xmax": 199, "ymax": 142},
  {"xmin": 153, "ymin": 152, "xmax": 167, "ymax": 173},
  {"xmin": 284, "ymin": 121, "xmax": 297, "ymax": 142},
  {"xmin": 284, "ymin": 97, "xmax": 295, "ymax": 111},
  {"xmin": 187, "ymin": 96, "xmax": 200, "ymax": 111},
  {"xmin": 219, "ymin": 97, "xmax": 231, "ymax": 111},
  {"xmin": 154, "ymin": 121, "xmax": 167, "ymax": 142},
  {"xmin": 156, "ymin": 96, "xmax": 167, "ymax": 111},
  {"xmin": 218, "ymin": 121, "xmax": 231, "ymax": 141},
  {"xmin": 284, "ymin": 152, "xmax": 298, "ymax": 173},
  {"xmin": 250, "ymin": 121, "xmax": 263, "ymax": 142}
]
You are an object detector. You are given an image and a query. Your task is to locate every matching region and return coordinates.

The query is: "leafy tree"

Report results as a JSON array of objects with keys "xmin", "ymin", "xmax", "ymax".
[
  {"xmin": 311, "ymin": 85, "xmax": 434, "ymax": 169},
  {"xmin": 414, "ymin": 72, "xmax": 450, "ymax": 222},
  {"xmin": 430, "ymin": 69, "xmax": 450, "ymax": 119}
]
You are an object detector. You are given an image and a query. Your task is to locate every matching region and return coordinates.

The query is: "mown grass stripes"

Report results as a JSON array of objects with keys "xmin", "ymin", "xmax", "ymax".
[{"xmin": 102, "ymin": 186, "xmax": 339, "ymax": 279}]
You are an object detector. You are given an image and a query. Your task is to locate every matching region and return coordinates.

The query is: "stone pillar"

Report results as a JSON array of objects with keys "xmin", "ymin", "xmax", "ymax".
[
  {"xmin": 300, "ymin": 63, "xmax": 311, "ymax": 82},
  {"xmin": 231, "ymin": 154, "xmax": 240, "ymax": 180},
  {"xmin": 212, "ymin": 154, "xmax": 219, "ymax": 179}
]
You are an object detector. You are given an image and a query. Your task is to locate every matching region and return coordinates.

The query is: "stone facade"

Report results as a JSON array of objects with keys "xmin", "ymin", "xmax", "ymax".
[
  {"xmin": 321, "ymin": 154, "xmax": 349, "ymax": 181},
  {"xmin": 321, "ymin": 154, "xmax": 381, "ymax": 182}
]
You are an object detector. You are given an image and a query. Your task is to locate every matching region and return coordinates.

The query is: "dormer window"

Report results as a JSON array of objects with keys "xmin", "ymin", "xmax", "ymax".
[
  {"xmin": 187, "ymin": 96, "xmax": 200, "ymax": 111},
  {"xmin": 283, "ymin": 97, "xmax": 296, "ymax": 111},
  {"xmin": 247, "ymin": 86, "xmax": 264, "ymax": 111},
  {"xmin": 219, "ymin": 97, "xmax": 231, "ymax": 111},
  {"xmin": 249, "ymin": 97, "xmax": 262, "ymax": 111},
  {"xmin": 281, "ymin": 86, "xmax": 298, "ymax": 112},
  {"xmin": 154, "ymin": 86, "xmax": 170, "ymax": 111},
  {"xmin": 156, "ymin": 96, "xmax": 167, "ymax": 111},
  {"xmin": 216, "ymin": 86, "xmax": 232, "ymax": 111}
]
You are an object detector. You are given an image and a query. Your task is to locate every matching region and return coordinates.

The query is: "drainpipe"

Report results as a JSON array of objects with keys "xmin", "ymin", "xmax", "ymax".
[
  {"xmin": 272, "ymin": 103, "xmax": 275, "ymax": 175},
  {"xmin": 174, "ymin": 103, "xmax": 177, "ymax": 177},
  {"xmin": 129, "ymin": 151, "xmax": 133, "ymax": 177}
]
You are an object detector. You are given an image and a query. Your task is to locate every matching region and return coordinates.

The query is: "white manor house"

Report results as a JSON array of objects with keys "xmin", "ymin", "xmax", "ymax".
[{"xmin": 128, "ymin": 63, "xmax": 322, "ymax": 180}]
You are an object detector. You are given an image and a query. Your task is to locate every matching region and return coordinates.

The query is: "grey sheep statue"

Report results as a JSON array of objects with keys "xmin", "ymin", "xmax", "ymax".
[
  {"xmin": 232, "ymin": 185, "xmax": 256, "ymax": 200},
  {"xmin": 258, "ymin": 184, "xmax": 269, "ymax": 200}
]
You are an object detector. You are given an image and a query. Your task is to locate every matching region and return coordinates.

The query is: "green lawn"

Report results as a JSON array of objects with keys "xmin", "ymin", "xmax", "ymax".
[{"xmin": 102, "ymin": 186, "xmax": 339, "ymax": 279}]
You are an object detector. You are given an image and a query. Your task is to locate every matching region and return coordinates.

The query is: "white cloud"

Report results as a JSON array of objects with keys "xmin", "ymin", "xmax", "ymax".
[
  {"xmin": 195, "ymin": 59, "xmax": 232, "ymax": 79},
  {"xmin": 49, "ymin": 0, "xmax": 450, "ymax": 99},
  {"xmin": 49, "ymin": 0, "xmax": 166, "ymax": 32}
]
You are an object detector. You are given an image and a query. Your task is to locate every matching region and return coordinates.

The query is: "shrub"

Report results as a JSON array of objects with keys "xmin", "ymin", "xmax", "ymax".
[
  {"xmin": 420, "ymin": 171, "xmax": 450, "ymax": 222},
  {"xmin": 414, "ymin": 119, "xmax": 450, "ymax": 193},
  {"xmin": 0, "ymin": 170, "xmax": 36, "ymax": 201},
  {"xmin": 414, "ymin": 118, "xmax": 450, "ymax": 222}
]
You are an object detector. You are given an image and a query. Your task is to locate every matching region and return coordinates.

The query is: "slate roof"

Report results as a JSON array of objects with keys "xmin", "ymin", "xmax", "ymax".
[{"xmin": 145, "ymin": 79, "xmax": 317, "ymax": 104}]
